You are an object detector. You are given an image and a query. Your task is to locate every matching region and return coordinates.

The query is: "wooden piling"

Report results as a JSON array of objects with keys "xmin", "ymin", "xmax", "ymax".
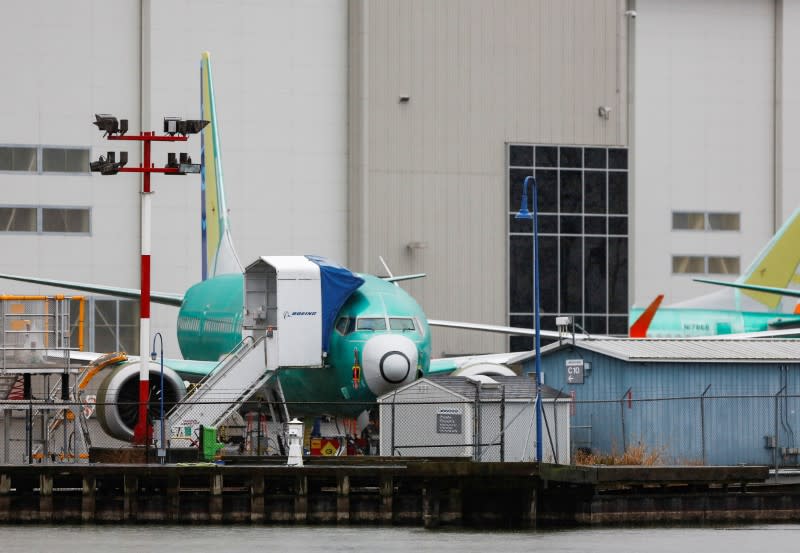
[
  {"xmin": 336, "ymin": 474, "xmax": 350, "ymax": 524},
  {"xmin": 81, "ymin": 475, "xmax": 95, "ymax": 523},
  {"xmin": 38, "ymin": 473, "xmax": 52, "ymax": 522}
]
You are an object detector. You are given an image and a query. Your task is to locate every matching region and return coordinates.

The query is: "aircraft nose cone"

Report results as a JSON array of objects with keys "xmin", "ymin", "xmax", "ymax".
[
  {"xmin": 361, "ymin": 334, "xmax": 418, "ymax": 396},
  {"xmin": 380, "ymin": 351, "xmax": 411, "ymax": 383}
]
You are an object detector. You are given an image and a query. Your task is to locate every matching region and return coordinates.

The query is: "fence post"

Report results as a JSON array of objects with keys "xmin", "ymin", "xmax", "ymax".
[
  {"xmin": 500, "ymin": 386, "xmax": 505, "ymax": 462},
  {"xmin": 390, "ymin": 396, "xmax": 396, "ymax": 457},
  {"xmin": 620, "ymin": 388, "xmax": 631, "ymax": 452},
  {"xmin": 774, "ymin": 385, "xmax": 786, "ymax": 476},
  {"xmin": 701, "ymin": 384, "xmax": 711, "ymax": 465}
]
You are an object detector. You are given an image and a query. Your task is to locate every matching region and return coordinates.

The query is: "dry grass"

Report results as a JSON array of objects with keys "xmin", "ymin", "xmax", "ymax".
[{"xmin": 574, "ymin": 443, "xmax": 664, "ymax": 466}]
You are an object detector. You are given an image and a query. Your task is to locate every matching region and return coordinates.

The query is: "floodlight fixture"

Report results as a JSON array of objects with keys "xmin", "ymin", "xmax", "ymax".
[
  {"xmin": 179, "ymin": 154, "xmax": 201, "ymax": 173},
  {"xmin": 163, "ymin": 117, "xmax": 181, "ymax": 135},
  {"xmin": 93, "ymin": 114, "xmax": 120, "ymax": 136},
  {"xmin": 165, "ymin": 152, "xmax": 179, "ymax": 169},
  {"xmin": 119, "ymin": 119, "xmax": 129, "ymax": 135},
  {"xmin": 118, "ymin": 151, "xmax": 128, "ymax": 167},
  {"xmin": 177, "ymin": 119, "xmax": 209, "ymax": 136},
  {"xmin": 89, "ymin": 156, "xmax": 107, "ymax": 172}
]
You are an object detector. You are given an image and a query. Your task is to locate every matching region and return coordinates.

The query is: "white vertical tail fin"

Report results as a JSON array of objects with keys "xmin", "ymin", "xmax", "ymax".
[{"xmin": 200, "ymin": 51, "xmax": 243, "ymax": 280}]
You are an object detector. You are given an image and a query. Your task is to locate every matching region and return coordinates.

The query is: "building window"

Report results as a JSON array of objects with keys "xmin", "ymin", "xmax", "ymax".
[
  {"xmin": 72, "ymin": 297, "xmax": 139, "ymax": 354},
  {"xmin": 0, "ymin": 144, "xmax": 90, "ymax": 174},
  {"xmin": 673, "ymin": 255, "xmax": 740, "ymax": 275},
  {"xmin": 673, "ymin": 211, "xmax": 740, "ymax": 231},
  {"xmin": 508, "ymin": 144, "xmax": 629, "ymax": 348},
  {"xmin": 42, "ymin": 147, "xmax": 90, "ymax": 173},
  {"xmin": 0, "ymin": 206, "xmax": 90, "ymax": 234},
  {"xmin": 42, "ymin": 208, "xmax": 90, "ymax": 233},
  {"xmin": 0, "ymin": 207, "xmax": 37, "ymax": 232},
  {"xmin": 0, "ymin": 146, "xmax": 37, "ymax": 172}
]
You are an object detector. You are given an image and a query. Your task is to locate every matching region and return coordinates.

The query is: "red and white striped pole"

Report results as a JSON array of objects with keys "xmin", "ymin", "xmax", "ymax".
[{"xmin": 132, "ymin": 131, "xmax": 153, "ymax": 445}]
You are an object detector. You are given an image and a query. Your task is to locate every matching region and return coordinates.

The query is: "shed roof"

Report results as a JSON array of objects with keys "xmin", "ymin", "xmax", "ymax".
[
  {"xmin": 380, "ymin": 375, "xmax": 566, "ymax": 401},
  {"xmin": 515, "ymin": 338, "xmax": 800, "ymax": 364}
]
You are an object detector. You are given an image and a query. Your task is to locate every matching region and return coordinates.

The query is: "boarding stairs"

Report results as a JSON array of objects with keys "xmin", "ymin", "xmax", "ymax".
[{"xmin": 167, "ymin": 334, "xmax": 277, "ymax": 441}]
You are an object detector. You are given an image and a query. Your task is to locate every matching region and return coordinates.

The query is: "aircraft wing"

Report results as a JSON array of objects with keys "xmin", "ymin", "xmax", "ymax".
[
  {"xmin": 428, "ymin": 351, "xmax": 527, "ymax": 375},
  {"xmin": 428, "ymin": 319, "xmax": 582, "ymax": 340},
  {"xmin": 46, "ymin": 349, "xmax": 219, "ymax": 381},
  {"xmin": 694, "ymin": 277, "xmax": 800, "ymax": 299},
  {"xmin": 0, "ymin": 273, "xmax": 184, "ymax": 306}
]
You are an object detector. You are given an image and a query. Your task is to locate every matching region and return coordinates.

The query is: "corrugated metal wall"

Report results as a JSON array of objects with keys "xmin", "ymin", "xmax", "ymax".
[
  {"xmin": 349, "ymin": 0, "xmax": 627, "ymax": 357},
  {"xmin": 530, "ymin": 345, "xmax": 800, "ymax": 466}
]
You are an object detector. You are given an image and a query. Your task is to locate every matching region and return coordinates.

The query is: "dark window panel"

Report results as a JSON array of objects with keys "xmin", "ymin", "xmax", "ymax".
[
  {"xmin": 510, "ymin": 315, "xmax": 533, "ymax": 353},
  {"xmin": 509, "ymin": 168, "xmax": 533, "ymax": 210},
  {"xmin": 510, "ymin": 315, "xmax": 534, "ymax": 328},
  {"xmin": 608, "ymin": 172, "xmax": 628, "ymax": 214},
  {"xmin": 583, "ymin": 315, "xmax": 608, "ymax": 335},
  {"xmin": 510, "ymin": 335, "xmax": 533, "ymax": 352},
  {"xmin": 608, "ymin": 237, "xmax": 628, "ymax": 313},
  {"xmin": 585, "ymin": 216, "xmax": 606, "ymax": 235},
  {"xmin": 560, "ymin": 146, "xmax": 582, "ymax": 168},
  {"xmin": 509, "ymin": 145, "xmax": 533, "ymax": 167},
  {"xmin": 535, "ymin": 146, "xmax": 557, "ymax": 168},
  {"xmin": 539, "ymin": 236, "xmax": 558, "ymax": 313},
  {"xmin": 608, "ymin": 316, "xmax": 629, "ymax": 336},
  {"xmin": 560, "ymin": 215, "xmax": 582, "ymax": 234},
  {"xmin": 560, "ymin": 170, "xmax": 582, "ymax": 213},
  {"xmin": 538, "ymin": 214, "xmax": 558, "ymax": 234},
  {"xmin": 609, "ymin": 148, "xmax": 628, "ymax": 169},
  {"xmin": 535, "ymin": 169, "xmax": 558, "ymax": 213},
  {"xmin": 584, "ymin": 171, "xmax": 606, "ymax": 214},
  {"xmin": 609, "ymin": 216, "xmax": 628, "ymax": 235},
  {"xmin": 584, "ymin": 148, "xmax": 607, "ymax": 169},
  {"xmin": 584, "ymin": 237, "xmax": 607, "ymax": 314},
  {"xmin": 560, "ymin": 237, "xmax": 583, "ymax": 313},
  {"xmin": 510, "ymin": 235, "xmax": 533, "ymax": 313},
  {"xmin": 509, "ymin": 214, "xmax": 532, "ymax": 234}
]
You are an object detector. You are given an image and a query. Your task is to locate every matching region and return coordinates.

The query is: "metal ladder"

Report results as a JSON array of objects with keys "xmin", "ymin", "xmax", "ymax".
[{"xmin": 167, "ymin": 334, "xmax": 276, "ymax": 436}]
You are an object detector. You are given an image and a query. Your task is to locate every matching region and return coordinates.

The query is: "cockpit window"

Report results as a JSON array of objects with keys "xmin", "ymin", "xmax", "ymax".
[
  {"xmin": 335, "ymin": 316, "xmax": 357, "ymax": 335},
  {"xmin": 356, "ymin": 317, "xmax": 387, "ymax": 331},
  {"xmin": 389, "ymin": 318, "xmax": 416, "ymax": 332}
]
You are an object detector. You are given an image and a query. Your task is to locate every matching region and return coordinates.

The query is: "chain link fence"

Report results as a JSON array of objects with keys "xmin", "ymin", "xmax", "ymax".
[{"xmin": 0, "ymin": 392, "xmax": 799, "ymax": 468}]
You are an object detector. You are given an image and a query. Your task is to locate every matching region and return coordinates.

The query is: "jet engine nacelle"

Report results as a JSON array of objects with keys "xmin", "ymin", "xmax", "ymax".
[{"xmin": 95, "ymin": 361, "xmax": 187, "ymax": 441}]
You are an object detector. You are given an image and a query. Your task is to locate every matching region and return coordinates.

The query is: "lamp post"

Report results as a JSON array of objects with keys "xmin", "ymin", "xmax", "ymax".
[
  {"xmin": 515, "ymin": 175, "xmax": 543, "ymax": 462},
  {"xmin": 151, "ymin": 332, "xmax": 166, "ymax": 464}
]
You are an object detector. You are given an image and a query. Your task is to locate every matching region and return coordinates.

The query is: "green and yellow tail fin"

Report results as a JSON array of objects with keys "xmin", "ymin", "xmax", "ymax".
[
  {"xmin": 200, "ymin": 51, "xmax": 242, "ymax": 280},
  {"xmin": 739, "ymin": 208, "xmax": 800, "ymax": 308}
]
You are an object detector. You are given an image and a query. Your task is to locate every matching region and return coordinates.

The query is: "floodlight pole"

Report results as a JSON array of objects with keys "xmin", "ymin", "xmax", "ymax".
[{"xmin": 107, "ymin": 132, "xmax": 188, "ymax": 445}]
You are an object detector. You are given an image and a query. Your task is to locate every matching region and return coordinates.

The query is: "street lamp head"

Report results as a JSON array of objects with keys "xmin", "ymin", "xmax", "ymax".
[
  {"xmin": 150, "ymin": 351, "xmax": 157, "ymax": 361},
  {"xmin": 515, "ymin": 176, "xmax": 535, "ymax": 220}
]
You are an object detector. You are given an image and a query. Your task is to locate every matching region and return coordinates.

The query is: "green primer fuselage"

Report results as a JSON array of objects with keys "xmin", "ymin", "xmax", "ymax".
[
  {"xmin": 628, "ymin": 307, "xmax": 800, "ymax": 337},
  {"xmin": 174, "ymin": 272, "xmax": 431, "ymax": 412}
]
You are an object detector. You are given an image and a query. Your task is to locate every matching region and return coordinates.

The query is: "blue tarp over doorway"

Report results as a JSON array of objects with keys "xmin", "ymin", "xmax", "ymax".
[{"xmin": 305, "ymin": 255, "xmax": 365, "ymax": 352}]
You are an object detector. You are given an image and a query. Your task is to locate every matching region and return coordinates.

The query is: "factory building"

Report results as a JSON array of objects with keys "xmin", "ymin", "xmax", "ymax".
[
  {"xmin": 1, "ymin": 1, "xmax": 799, "ymax": 359},
  {"xmin": 518, "ymin": 338, "xmax": 800, "ymax": 466}
]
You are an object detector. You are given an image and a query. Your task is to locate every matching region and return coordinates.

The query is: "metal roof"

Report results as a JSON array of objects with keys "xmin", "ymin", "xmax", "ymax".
[
  {"xmin": 380, "ymin": 375, "xmax": 567, "ymax": 401},
  {"xmin": 532, "ymin": 338, "xmax": 800, "ymax": 363}
]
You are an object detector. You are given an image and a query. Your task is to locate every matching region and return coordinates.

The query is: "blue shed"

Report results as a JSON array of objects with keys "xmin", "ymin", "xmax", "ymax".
[{"xmin": 515, "ymin": 338, "xmax": 800, "ymax": 467}]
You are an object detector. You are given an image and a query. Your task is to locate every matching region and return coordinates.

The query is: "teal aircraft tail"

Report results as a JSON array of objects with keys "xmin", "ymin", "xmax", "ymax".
[{"xmin": 200, "ymin": 52, "xmax": 242, "ymax": 280}]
